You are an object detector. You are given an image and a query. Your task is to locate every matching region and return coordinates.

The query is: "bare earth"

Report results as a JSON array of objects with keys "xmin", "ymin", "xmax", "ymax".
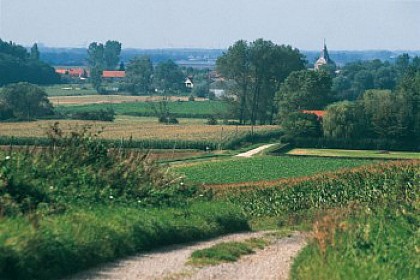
[
  {"xmin": 235, "ymin": 144, "xmax": 277, "ymax": 158},
  {"xmin": 66, "ymin": 231, "xmax": 306, "ymax": 280}
]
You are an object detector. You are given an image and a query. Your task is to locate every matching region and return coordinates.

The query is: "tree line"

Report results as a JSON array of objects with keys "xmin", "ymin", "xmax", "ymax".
[{"xmin": 0, "ymin": 39, "xmax": 60, "ymax": 86}]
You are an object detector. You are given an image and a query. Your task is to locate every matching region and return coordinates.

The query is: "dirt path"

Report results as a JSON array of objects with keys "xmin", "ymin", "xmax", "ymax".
[
  {"xmin": 66, "ymin": 231, "xmax": 306, "ymax": 280},
  {"xmin": 235, "ymin": 144, "xmax": 277, "ymax": 158}
]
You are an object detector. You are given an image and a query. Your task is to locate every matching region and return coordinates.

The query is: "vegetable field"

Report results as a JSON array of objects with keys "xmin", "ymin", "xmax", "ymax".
[
  {"xmin": 175, "ymin": 155, "xmax": 375, "ymax": 185},
  {"xmin": 288, "ymin": 148, "xmax": 420, "ymax": 159}
]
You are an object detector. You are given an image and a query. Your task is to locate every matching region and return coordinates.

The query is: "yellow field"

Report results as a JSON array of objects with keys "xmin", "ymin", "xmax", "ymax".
[
  {"xmin": 0, "ymin": 117, "xmax": 278, "ymax": 141},
  {"xmin": 48, "ymin": 95, "xmax": 205, "ymax": 106}
]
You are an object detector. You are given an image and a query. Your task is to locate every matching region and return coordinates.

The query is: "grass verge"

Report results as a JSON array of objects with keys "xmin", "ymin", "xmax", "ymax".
[
  {"xmin": 0, "ymin": 202, "xmax": 249, "ymax": 280},
  {"xmin": 188, "ymin": 238, "xmax": 268, "ymax": 266}
]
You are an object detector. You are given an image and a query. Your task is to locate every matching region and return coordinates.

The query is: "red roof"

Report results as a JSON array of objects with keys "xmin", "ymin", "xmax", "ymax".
[
  {"xmin": 302, "ymin": 110, "xmax": 325, "ymax": 119},
  {"xmin": 102, "ymin": 71, "xmax": 125, "ymax": 78},
  {"xmin": 55, "ymin": 68, "xmax": 87, "ymax": 77}
]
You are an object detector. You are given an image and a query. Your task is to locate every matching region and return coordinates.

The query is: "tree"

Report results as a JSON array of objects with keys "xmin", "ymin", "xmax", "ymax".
[
  {"xmin": 217, "ymin": 39, "xmax": 305, "ymax": 125},
  {"xmin": 323, "ymin": 101, "xmax": 366, "ymax": 139},
  {"xmin": 0, "ymin": 83, "xmax": 53, "ymax": 121},
  {"xmin": 104, "ymin": 40, "xmax": 122, "ymax": 70},
  {"xmin": 87, "ymin": 40, "xmax": 122, "ymax": 92},
  {"xmin": 125, "ymin": 56, "xmax": 153, "ymax": 95},
  {"xmin": 276, "ymin": 70, "xmax": 333, "ymax": 119},
  {"xmin": 282, "ymin": 112, "xmax": 322, "ymax": 137},
  {"xmin": 30, "ymin": 43, "xmax": 40, "ymax": 60},
  {"xmin": 153, "ymin": 59, "xmax": 184, "ymax": 92},
  {"xmin": 192, "ymin": 81, "xmax": 209, "ymax": 98}
]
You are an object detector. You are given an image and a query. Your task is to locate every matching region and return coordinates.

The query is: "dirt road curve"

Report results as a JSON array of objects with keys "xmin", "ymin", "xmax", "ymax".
[
  {"xmin": 66, "ymin": 231, "xmax": 306, "ymax": 280},
  {"xmin": 235, "ymin": 144, "xmax": 277, "ymax": 158}
]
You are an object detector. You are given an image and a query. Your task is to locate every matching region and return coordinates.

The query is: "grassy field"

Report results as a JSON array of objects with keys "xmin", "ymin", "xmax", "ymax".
[
  {"xmin": 288, "ymin": 148, "xmax": 420, "ymax": 159},
  {"xmin": 55, "ymin": 100, "xmax": 230, "ymax": 118},
  {"xmin": 0, "ymin": 116, "xmax": 277, "ymax": 142},
  {"xmin": 49, "ymin": 95, "xmax": 206, "ymax": 106},
  {"xmin": 174, "ymin": 156, "xmax": 375, "ymax": 185}
]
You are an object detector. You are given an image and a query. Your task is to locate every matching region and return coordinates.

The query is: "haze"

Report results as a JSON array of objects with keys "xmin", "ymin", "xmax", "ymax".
[{"xmin": 1, "ymin": 0, "xmax": 419, "ymax": 50}]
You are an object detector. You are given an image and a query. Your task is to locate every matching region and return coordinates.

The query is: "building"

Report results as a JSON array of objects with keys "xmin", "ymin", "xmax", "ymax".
[
  {"xmin": 184, "ymin": 77, "xmax": 194, "ymax": 89},
  {"xmin": 102, "ymin": 71, "xmax": 125, "ymax": 79},
  {"xmin": 314, "ymin": 41, "xmax": 336, "ymax": 71}
]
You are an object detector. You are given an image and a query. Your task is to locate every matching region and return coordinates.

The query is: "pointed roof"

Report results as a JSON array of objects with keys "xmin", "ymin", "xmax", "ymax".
[{"xmin": 314, "ymin": 40, "xmax": 335, "ymax": 70}]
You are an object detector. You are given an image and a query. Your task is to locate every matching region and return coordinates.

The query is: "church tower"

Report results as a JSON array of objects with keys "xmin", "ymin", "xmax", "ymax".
[{"xmin": 314, "ymin": 40, "xmax": 335, "ymax": 70}]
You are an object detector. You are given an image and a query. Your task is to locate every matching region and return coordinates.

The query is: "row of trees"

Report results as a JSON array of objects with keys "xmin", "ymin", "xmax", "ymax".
[{"xmin": 0, "ymin": 39, "xmax": 60, "ymax": 86}]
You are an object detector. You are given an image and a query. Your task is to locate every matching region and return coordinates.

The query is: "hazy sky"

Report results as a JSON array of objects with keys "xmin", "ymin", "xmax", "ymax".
[{"xmin": 1, "ymin": 0, "xmax": 419, "ymax": 50}]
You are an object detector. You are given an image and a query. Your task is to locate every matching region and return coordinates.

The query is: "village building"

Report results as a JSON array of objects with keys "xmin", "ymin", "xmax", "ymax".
[
  {"xmin": 102, "ymin": 70, "xmax": 125, "ymax": 81},
  {"xmin": 184, "ymin": 77, "xmax": 194, "ymax": 89},
  {"xmin": 314, "ymin": 41, "xmax": 336, "ymax": 71}
]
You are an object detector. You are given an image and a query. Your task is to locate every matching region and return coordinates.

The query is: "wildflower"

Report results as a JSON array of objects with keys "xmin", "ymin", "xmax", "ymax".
[
  {"xmin": 109, "ymin": 195, "xmax": 114, "ymax": 199},
  {"xmin": 180, "ymin": 182, "xmax": 185, "ymax": 186},
  {"xmin": 5, "ymin": 156, "xmax": 11, "ymax": 160},
  {"xmin": 49, "ymin": 186, "xmax": 54, "ymax": 190}
]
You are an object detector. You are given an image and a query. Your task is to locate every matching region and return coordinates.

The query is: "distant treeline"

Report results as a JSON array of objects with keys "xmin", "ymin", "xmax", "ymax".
[
  {"xmin": 37, "ymin": 46, "xmax": 420, "ymax": 67},
  {"xmin": 0, "ymin": 40, "xmax": 60, "ymax": 86}
]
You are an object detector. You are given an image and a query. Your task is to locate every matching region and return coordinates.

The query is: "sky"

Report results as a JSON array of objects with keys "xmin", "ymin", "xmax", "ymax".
[{"xmin": 1, "ymin": 0, "xmax": 419, "ymax": 50}]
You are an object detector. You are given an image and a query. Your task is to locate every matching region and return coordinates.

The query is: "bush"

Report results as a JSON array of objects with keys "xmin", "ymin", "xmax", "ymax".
[
  {"xmin": 207, "ymin": 116, "xmax": 218, "ymax": 125},
  {"xmin": 69, "ymin": 108, "xmax": 115, "ymax": 121},
  {"xmin": 158, "ymin": 116, "xmax": 179, "ymax": 124}
]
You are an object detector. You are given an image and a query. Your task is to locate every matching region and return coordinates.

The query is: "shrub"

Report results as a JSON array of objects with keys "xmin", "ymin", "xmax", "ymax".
[
  {"xmin": 70, "ymin": 108, "xmax": 115, "ymax": 121},
  {"xmin": 207, "ymin": 116, "xmax": 218, "ymax": 125}
]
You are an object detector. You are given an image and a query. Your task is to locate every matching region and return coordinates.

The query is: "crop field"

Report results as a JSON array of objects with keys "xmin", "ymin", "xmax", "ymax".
[
  {"xmin": 288, "ymin": 148, "xmax": 420, "ymax": 159},
  {"xmin": 43, "ymin": 84, "xmax": 98, "ymax": 96},
  {"xmin": 55, "ymin": 100, "xmax": 230, "ymax": 118},
  {"xmin": 49, "ymin": 95, "xmax": 206, "ymax": 106},
  {"xmin": 174, "ymin": 155, "xmax": 375, "ymax": 185},
  {"xmin": 0, "ymin": 116, "xmax": 276, "ymax": 141}
]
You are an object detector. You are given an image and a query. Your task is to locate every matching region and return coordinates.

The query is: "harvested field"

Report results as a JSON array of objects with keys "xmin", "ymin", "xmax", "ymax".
[
  {"xmin": 49, "ymin": 95, "xmax": 205, "ymax": 106},
  {"xmin": 0, "ymin": 117, "xmax": 277, "ymax": 141}
]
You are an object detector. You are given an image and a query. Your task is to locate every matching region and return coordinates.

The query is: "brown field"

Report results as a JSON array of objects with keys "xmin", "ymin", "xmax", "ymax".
[
  {"xmin": 0, "ymin": 117, "xmax": 278, "ymax": 141},
  {"xmin": 48, "ymin": 95, "xmax": 206, "ymax": 106}
]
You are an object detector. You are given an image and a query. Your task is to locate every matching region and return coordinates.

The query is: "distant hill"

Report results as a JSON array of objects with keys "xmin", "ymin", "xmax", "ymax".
[{"xmin": 37, "ymin": 46, "xmax": 420, "ymax": 68}]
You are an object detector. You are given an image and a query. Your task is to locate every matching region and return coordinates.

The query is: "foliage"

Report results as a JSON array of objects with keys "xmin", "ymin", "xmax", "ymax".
[
  {"xmin": 291, "ymin": 202, "xmax": 419, "ymax": 280},
  {"xmin": 0, "ymin": 39, "xmax": 60, "ymax": 86},
  {"xmin": 217, "ymin": 39, "xmax": 305, "ymax": 125},
  {"xmin": 277, "ymin": 69, "xmax": 333, "ymax": 117},
  {"xmin": 0, "ymin": 83, "xmax": 54, "ymax": 121},
  {"xmin": 220, "ymin": 160, "xmax": 418, "ymax": 216},
  {"xmin": 153, "ymin": 59, "xmax": 185, "ymax": 92},
  {"xmin": 281, "ymin": 112, "xmax": 322, "ymax": 137},
  {"xmin": 124, "ymin": 56, "xmax": 153, "ymax": 95},
  {"xmin": 69, "ymin": 108, "xmax": 115, "ymax": 121},
  {"xmin": 175, "ymin": 156, "xmax": 373, "ymax": 185},
  {"xmin": 192, "ymin": 81, "xmax": 210, "ymax": 98},
  {"xmin": 0, "ymin": 202, "xmax": 249, "ymax": 280}
]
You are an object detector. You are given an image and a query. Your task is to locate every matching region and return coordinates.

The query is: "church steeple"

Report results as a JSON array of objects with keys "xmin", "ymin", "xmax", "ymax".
[{"xmin": 314, "ymin": 40, "xmax": 335, "ymax": 70}]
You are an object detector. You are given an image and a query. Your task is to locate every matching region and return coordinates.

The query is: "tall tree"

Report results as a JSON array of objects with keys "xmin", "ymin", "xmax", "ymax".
[
  {"xmin": 276, "ymin": 70, "xmax": 333, "ymax": 118},
  {"xmin": 125, "ymin": 56, "xmax": 153, "ymax": 95},
  {"xmin": 217, "ymin": 39, "xmax": 305, "ymax": 124},
  {"xmin": 30, "ymin": 43, "xmax": 40, "ymax": 60},
  {"xmin": 104, "ymin": 40, "xmax": 122, "ymax": 70},
  {"xmin": 153, "ymin": 59, "xmax": 184, "ymax": 92}
]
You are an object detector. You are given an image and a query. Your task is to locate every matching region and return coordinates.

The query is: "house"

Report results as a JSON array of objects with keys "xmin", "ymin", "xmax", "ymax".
[
  {"xmin": 184, "ymin": 77, "xmax": 194, "ymax": 89},
  {"xmin": 55, "ymin": 68, "xmax": 88, "ymax": 79},
  {"xmin": 102, "ymin": 71, "xmax": 125, "ymax": 79}
]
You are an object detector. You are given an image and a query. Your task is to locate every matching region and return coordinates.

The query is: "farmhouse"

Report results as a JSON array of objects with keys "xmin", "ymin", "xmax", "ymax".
[
  {"xmin": 302, "ymin": 110, "xmax": 325, "ymax": 120},
  {"xmin": 55, "ymin": 68, "xmax": 88, "ymax": 79},
  {"xmin": 102, "ymin": 70, "xmax": 126, "ymax": 80},
  {"xmin": 184, "ymin": 77, "xmax": 194, "ymax": 89}
]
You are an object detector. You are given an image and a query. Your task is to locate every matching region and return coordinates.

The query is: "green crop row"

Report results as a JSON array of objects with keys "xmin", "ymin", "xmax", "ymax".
[
  {"xmin": 176, "ymin": 156, "xmax": 375, "ymax": 185},
  {"xmin": 219, "ymin": 160, "xmax": 419, "ymax": 216}
]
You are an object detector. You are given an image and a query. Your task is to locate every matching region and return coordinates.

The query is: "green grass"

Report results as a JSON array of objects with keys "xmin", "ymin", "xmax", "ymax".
[
  {"xmin": 43, "ymin": 84, "xmax": 97, "ymax": 96},
  {"xmin": 56, "ymin": 100, "xmax": 230, "ymax": 119},
  {"xmin": 188, "ymin": 238, "xmax": 268, "ymax": 266},
  {"xmin": 291, "ymin": 204, "xmax": 419, "ymax": 280},
  {"xmin": 0, "ymin": 202, "xmax": 249, "ymax": 280},
  {"xmin": 175, "ymin": 156, "xmax": 375, "ymax": 185},
  {"xmin": 287, "ymin": 148, "xmax": 420, "ymax": 159}
]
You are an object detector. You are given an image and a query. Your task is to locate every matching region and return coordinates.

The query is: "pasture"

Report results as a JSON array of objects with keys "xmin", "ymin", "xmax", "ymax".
[
  {"xmin": 0, "ymin": 116, "xmax": 277, "ymax": 142},
  {"xmin": 55, "ymin": 100, "xmax": 231, "ymax": 118},
  {"xmin": 174, "ymin": 155, "xmax": 375, "ymax": 185}
]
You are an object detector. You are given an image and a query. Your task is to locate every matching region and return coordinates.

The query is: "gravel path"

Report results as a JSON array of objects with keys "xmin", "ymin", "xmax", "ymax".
[
  {"xmin": 235, "ymin": 144, "xmax": 277, "ymax": 158},
  {"xmin": 66, "ymin": 231, "xmax": 306, "ymax": 280}
]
